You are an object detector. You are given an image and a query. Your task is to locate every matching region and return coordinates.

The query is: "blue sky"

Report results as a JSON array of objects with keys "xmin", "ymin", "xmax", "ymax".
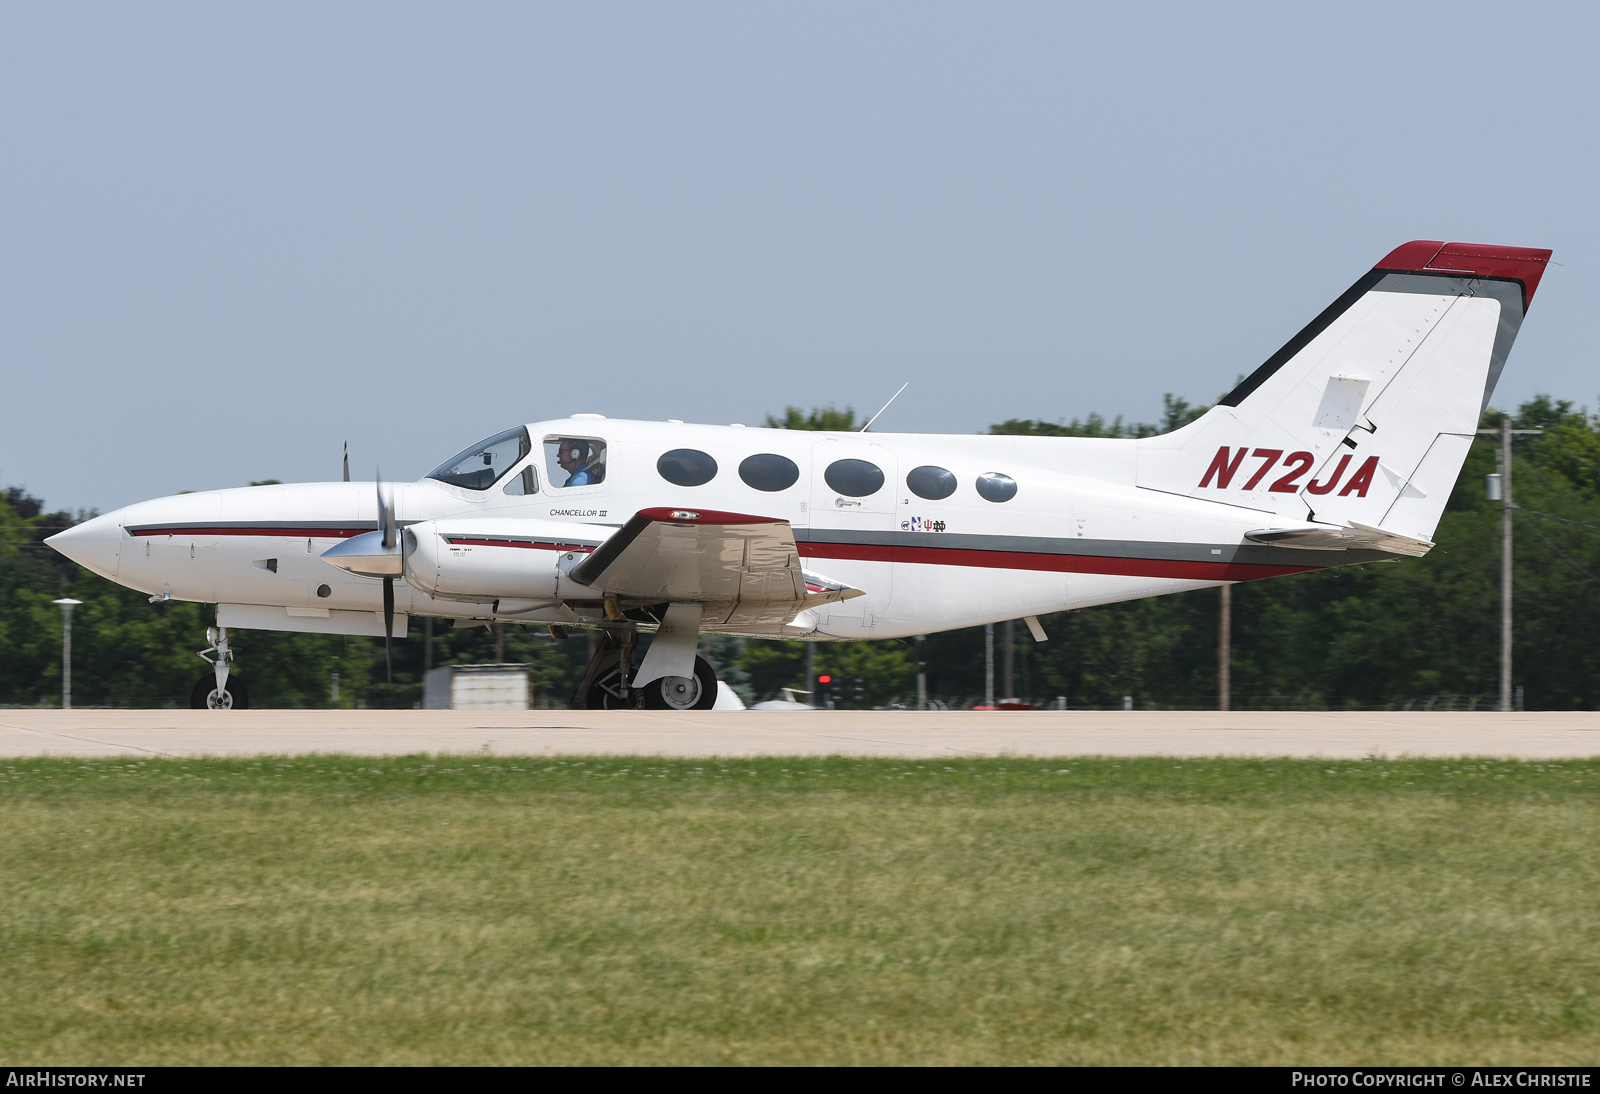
[{"xmin": 3, "ymin": 3, "xmax": 1595, "ymax": 511}]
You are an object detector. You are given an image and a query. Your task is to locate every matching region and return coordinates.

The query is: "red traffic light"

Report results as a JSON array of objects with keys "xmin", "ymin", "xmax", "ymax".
[{"xmin": 818, "ymin": 675, "xmax": 832, "ymax": 684}]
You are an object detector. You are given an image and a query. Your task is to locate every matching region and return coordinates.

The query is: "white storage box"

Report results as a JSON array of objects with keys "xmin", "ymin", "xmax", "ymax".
[{"xmin": 424, "ymin": 664, "xmax": 530, "ymax": 710}]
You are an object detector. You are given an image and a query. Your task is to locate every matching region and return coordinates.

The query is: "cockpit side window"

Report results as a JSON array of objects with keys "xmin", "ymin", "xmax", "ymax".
[
  {"xmin": 427, "ymin": 427, "xmax": 532, "ymax": 491},
  {"xmin": 503, "ymin": 465, "xmax": 538, "ymax": 495},
  {"xmin": 544, "ymin": 436, "xmax": 607, "ymax": 488}
]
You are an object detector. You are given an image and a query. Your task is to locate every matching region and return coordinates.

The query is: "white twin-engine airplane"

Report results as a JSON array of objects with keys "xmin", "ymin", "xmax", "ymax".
[{"xmin": 48, "ymin": 240, "xmax": 1551, "ymax": 711}]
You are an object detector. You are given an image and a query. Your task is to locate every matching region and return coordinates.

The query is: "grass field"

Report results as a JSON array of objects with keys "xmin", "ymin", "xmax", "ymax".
[{"xmin": 1, "ymin": 754, "xmax": 1597, "ymax": 1065}]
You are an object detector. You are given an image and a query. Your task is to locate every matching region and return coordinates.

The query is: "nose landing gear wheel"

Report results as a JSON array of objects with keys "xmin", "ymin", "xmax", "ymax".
[
  {"xmin": 642, "ymin": 656, "xmax": 719, "ymax": 711},
  {"xmin": 190, "ymin": 674, "xmax": 249, "ymax": 710}
]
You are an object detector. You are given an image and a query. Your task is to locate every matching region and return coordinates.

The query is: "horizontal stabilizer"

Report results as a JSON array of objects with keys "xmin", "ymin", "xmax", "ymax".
[{"xmin": 1245, "ymin": 521, "xmax": 1434, "ymax": 558}]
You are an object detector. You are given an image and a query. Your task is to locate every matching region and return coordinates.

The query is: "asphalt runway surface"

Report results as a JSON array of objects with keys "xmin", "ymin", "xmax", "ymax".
[{"xmin": 1, "ymin": 709, "xmax": 1598, "ymax": 759}]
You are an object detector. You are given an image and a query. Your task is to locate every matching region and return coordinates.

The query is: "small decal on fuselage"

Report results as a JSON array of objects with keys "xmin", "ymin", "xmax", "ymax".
[
  {"xmin": 1197, "ymin": 446, "xmax": 1377, "ymax": 497},
  {"xmin": 900, "ymin": 517, "xmax": 948, "ymax": 532}
]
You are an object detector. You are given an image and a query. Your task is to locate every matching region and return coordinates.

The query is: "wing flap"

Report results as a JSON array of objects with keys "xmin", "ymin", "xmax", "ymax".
[{"xmin": 568, "ymin": 508, "xmax": 862, "ymax": 623}]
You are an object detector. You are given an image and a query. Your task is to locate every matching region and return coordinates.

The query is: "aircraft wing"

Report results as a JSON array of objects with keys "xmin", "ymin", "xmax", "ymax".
[{"xmin": 568, "ymin": 507, "xmax": 862, "ymax": 626}]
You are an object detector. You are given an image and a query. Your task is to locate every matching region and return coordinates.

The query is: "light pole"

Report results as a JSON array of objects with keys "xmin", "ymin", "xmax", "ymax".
[
  {"xmin": 51, "ymin": 598, "xmax": 83, "ymax": 710},
  {"xmin": 1002, "ymin": 619, "xmax": 1014, "ymax": 702},
  {"xmin": 1478, "ymin": 421, "xmax": 1542, "ymax": 712},
  {"xmin": 805, "ymin": 641, "xmax": 816, "ymax": 707},
  {"xmin": 915, "ymin": 635, "xmax": 927, "ymax": 711},
  {"xmin": 1219, "ymin": 584, "xmax": 1231, "ymax": 712},
  {"xmin": 983, "ymin": 622, "xmax": 994, "ymax": 707}
]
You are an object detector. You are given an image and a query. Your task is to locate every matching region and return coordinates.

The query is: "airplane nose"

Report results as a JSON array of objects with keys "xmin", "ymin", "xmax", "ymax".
[{"xmin": 45, "ymin": 512, "xmax": 124, "ymax": 581}]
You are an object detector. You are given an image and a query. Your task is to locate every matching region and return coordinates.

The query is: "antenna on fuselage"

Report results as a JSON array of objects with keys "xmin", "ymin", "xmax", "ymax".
[
  {"xmin": 860, "ymin": 382, "xmax": 909, "ymax": 432},
  {"xmin": 342, "ymin": 443, "xmax": 350, "ymax": 483}
]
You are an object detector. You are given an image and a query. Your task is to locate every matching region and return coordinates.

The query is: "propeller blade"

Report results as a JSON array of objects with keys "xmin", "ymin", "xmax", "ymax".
[
  {"xmin": 342, "ymin": 442, "xmax": 350, "ymax": 483},
  {"xmin": 376, "ymin": 471, "xmax": 396, "ymax": 549},
  {"xmin": 375, "ymin": 468, "xmax": 397, "ymax": 684},
  {"xmin": 383, "ymin": 575, "xmax": 394, "ymax": 685}
]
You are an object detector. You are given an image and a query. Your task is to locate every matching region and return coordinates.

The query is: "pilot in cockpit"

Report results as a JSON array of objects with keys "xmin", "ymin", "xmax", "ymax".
[{"xmin": 555, "ymin": 438, "xmax": 600, "ymax": 487}]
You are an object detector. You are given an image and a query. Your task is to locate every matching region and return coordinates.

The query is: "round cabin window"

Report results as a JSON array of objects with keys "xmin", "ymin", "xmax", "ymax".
[
  {"xmin": 657, "ymin": 449, "xmax": 718, "ymax": 487},
  {"xmin": 907, "ymin": 465, "xmax": 957, "ymax": 501},
  {"xmin": 738, "ymin": 453, "xmax": 800, "ymax": 492},
  {"xmin": 975, "ymin": 472, "xmax": 1017, "ymax": 503},
  {"xmin": 824, "ymin": 459, "xmax": 885, "ymax": 498}
]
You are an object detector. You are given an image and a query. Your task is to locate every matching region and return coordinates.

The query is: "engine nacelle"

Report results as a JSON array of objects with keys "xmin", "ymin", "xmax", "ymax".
[{"xmin": 403, "ymin": 518, "xmax": 610, "ymax": 603}]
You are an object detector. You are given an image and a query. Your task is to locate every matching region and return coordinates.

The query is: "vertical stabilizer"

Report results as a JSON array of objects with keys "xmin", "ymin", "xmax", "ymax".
[{"xmin": 1136, "ymin": 241, "xmax": 1551, "ymax": 542}]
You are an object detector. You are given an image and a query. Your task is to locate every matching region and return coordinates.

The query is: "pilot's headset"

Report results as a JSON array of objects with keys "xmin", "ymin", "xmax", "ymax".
[{"xmin": 560, "ymin": 439, "xmax": 589, "ymax": 464}]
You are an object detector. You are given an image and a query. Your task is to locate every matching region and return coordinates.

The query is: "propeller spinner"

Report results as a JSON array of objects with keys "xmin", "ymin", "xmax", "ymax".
[{"xmin": 317, "ymin": 473, "xmax": 403, "ymax": 684}]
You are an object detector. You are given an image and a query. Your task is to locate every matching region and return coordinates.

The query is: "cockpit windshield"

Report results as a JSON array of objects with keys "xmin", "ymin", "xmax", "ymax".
[{"xmin": 427, "ymin": 426, "xmax": 531, "ymax": 490}]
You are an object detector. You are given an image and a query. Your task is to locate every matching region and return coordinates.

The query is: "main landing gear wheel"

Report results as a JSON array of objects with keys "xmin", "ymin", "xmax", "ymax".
[
  {"xmin": 190, "ymin": 673, "xmax": 249, "ymax": 710},
  {"xmin": 582, "ymin": 655, "xmax": 719, "ymax": 710},
  {"xmin": 642, "ymin": 656, "xmax": 718, "ymax": 711}
]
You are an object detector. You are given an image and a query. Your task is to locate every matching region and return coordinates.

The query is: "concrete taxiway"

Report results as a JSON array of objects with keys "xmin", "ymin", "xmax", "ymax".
[{"xmin": 1, "ymin": 709, "xmax": 1598, "ymax": 759}]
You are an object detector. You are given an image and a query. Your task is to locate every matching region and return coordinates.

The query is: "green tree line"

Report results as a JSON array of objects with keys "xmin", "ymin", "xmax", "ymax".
[{"xmin": 5, "ymin": 394, "xmax": 1600, "ymax": 709}]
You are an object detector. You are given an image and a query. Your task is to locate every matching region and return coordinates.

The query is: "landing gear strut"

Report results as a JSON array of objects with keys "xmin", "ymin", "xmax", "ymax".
[
  {"xmin": 191, "ymin": 625, "xmax": 249, "ymax": 709},
  {"xmin": 576, "ymin": 629, "xmax": 718, "ymax": 710},
  {"xmin": 577, "ymin": 630, "xmax": 638, "ymax": 709}
]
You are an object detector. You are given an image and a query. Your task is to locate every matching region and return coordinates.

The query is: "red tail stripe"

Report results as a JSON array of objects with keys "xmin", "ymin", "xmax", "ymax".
[{"xmin": 1376, "ymin": 240, "xmax": 1553, "ymax": 306}]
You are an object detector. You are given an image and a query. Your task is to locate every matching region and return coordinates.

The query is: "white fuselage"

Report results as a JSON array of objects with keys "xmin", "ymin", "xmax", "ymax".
[
  {"xmin": 52, "ymin": 242, "xmax": 1552, "ymax": 649},
  {"xmin": 51, "ymin": 417, "xmax": 1348, "ymax": 641}
]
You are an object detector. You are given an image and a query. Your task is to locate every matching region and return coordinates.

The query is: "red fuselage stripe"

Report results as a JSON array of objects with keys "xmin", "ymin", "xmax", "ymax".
[
  {"xmin": 797, "ymin": 541, "xmax": 1315, "ymax": 581},
  {"xmin": 126, "ymin": 525, "xmax": 1312, "ymax": 581},
  {"xmin": 129, "ymin": 526, "xmax": 368, "ymax": 539},
  {"xmin": 443, "ymin": 538, "xmax": 595, "ymax": 552}
]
